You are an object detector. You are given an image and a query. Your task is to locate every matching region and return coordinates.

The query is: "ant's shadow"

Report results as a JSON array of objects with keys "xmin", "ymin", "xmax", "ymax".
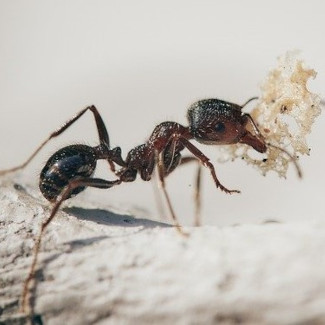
[
  {"xmin": 64, "ymin": 206, "xmax": 171, "ymax": 229},
  {"xmin": 25, "ymin": 206, "xmax": 171, "ymax": 321}
]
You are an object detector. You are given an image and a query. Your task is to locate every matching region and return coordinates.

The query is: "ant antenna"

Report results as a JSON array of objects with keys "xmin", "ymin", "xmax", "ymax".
[
  {"xmin": 244, "ymin": 111, "xmax": 302, "ymax": 178},
  {"xmin": 266, "ymin": 143, "xmax": 302, "ymax": 178},
  {"xmin": 241, "ymin": 96, "xmax": 259, "ymax": 108}
]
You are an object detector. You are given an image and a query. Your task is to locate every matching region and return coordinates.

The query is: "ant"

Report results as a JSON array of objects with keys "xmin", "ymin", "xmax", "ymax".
[{"xmin": 0, "ymin": 97, "xmax": 301, "ymax": 314}]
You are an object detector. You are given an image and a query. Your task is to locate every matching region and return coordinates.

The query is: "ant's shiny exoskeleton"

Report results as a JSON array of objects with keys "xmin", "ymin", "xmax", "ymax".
[{"xmin": 0, "ymin": 97, "xmax": 301, "ymax": 314}]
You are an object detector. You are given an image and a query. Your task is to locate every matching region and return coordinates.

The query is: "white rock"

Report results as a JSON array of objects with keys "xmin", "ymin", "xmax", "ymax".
[{"xmin": 1, "ymin": 178, "xmax": 325, "ymax": 324}]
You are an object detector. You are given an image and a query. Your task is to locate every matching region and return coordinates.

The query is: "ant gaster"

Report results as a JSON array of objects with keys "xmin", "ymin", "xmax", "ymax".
[{"xmin": 0, "ymin": 97, "xmax": 301, "ymax": 313}]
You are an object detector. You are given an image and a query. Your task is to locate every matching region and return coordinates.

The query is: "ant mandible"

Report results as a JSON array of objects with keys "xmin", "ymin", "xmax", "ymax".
[{"xmin": 0, "ymin": 97, "xmax": 301, "ymax": 313}]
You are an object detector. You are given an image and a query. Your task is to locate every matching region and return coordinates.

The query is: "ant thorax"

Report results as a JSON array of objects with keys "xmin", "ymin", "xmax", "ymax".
[{"xmin": 148, "ymin": 121, "xmax": 190, "ymax": 149}]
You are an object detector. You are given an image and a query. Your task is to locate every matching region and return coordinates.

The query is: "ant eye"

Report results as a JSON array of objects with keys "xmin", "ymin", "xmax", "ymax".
[{"xmin": 215, "ymin": 122, "xmax": 225, "ymax": 133}]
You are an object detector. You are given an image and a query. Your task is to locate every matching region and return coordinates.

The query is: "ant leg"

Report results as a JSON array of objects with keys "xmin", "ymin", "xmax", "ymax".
[
  {"xmin": 21, "ymin": 177, "xmax": 121, "ymax": 314},
  {"xmin": 178, "ymin": 137, "xmax": 240, "ymax": 194},
  {"xmin": 193, "ymin": 164, "xmax": 202, "ymax": 226},
  {"xmin": 179, "ymin": 156, "xmax": 202, "ymax": 226},
  {"xmin": 155, "ymin": 151, "xmax": 189, "ymax": 237},
  {"xmin": 153, "ymin": 156, "xmax": 202, "ymax": 226},
  {"xmin": 152, "ymin": 172, "xmax": 167, "ymax": 220},
  {"xmin": 0, "ymin": 105, "xmax": 118, "ymax": 175}
]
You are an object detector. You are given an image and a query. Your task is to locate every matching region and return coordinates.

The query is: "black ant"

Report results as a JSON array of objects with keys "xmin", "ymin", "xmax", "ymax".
[{"xmin": 0, "ymin": 97, "xmax": 301, "ymax": 314}]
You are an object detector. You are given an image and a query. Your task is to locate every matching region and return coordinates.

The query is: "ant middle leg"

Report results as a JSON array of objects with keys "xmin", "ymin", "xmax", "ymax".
[
  {"xmin": 21, "ymin": 177, "xmax": 121, "ymax": 314},
  {"xmin": 155, "ymin": 151, "xmax": 189, "ymax": 237},
  {"xmin": 152, "ymin": 156, "xmax": 202, "ymax": 226},
  {"xmin": 0, "ymin": 105, "xmax": 119, "ymax": 175},
  {"xmin": 179, "ymin": 156, "xmax": 202, "ymax": 226}
]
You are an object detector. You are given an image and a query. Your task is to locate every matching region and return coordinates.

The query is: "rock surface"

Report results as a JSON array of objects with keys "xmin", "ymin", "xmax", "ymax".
[{"xmin": 1, "ymin": 178, "xmax": 325, "ymax": 325}]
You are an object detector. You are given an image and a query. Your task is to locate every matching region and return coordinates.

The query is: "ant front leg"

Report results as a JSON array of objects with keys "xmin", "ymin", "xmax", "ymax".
[
  {"xmin": 0, "ymin": 105, "xmax": 121, "ymax": 175},
  {"xmin": 178, "ymin": 137, "xmax": 240, "ymax": 195},
  {"xmin": 21, "ymin": 177, "xmax": 121, "ymax": 314}
]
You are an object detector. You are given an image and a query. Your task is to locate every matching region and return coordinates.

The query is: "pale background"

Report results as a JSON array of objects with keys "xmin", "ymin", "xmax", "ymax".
[{"xmin": 0, "ymin": 0, "xmax": 324, "ymax": 226}]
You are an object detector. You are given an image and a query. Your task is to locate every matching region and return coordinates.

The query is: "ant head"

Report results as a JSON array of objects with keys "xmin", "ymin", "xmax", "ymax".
[
  {"xmin": 187, "ymin": 98, "xmax": 268, "ymax": 153},
  {"xmin": 187, "ymin": 99, "xmax": 247, "ymax": 145}
]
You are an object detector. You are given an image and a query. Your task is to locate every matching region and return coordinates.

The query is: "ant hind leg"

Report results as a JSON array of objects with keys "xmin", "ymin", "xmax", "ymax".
[
  {"xmin": 21, "ymin": 177, "xmax": 121, "ymax": 314},
  {"xmin": 0, "ymin": 105, "xmax": 113, "ymax": 175}
]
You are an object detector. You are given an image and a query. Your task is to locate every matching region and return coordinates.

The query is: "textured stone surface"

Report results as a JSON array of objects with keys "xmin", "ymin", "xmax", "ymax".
[{"xmin": 1, "ymin": 178, "xmax": 325, "ymax": 325}]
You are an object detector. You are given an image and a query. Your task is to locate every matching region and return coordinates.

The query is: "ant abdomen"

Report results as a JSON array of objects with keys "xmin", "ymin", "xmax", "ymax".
[{"xmin": 39, "ymin": 144, "xmax": 97, "ymax": 202}]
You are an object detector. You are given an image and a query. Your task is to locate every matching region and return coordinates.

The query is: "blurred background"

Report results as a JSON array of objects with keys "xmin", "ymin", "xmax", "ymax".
[{"xmin": 0, "ymin": 0, "xmax": 324, "ymax": 226}]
